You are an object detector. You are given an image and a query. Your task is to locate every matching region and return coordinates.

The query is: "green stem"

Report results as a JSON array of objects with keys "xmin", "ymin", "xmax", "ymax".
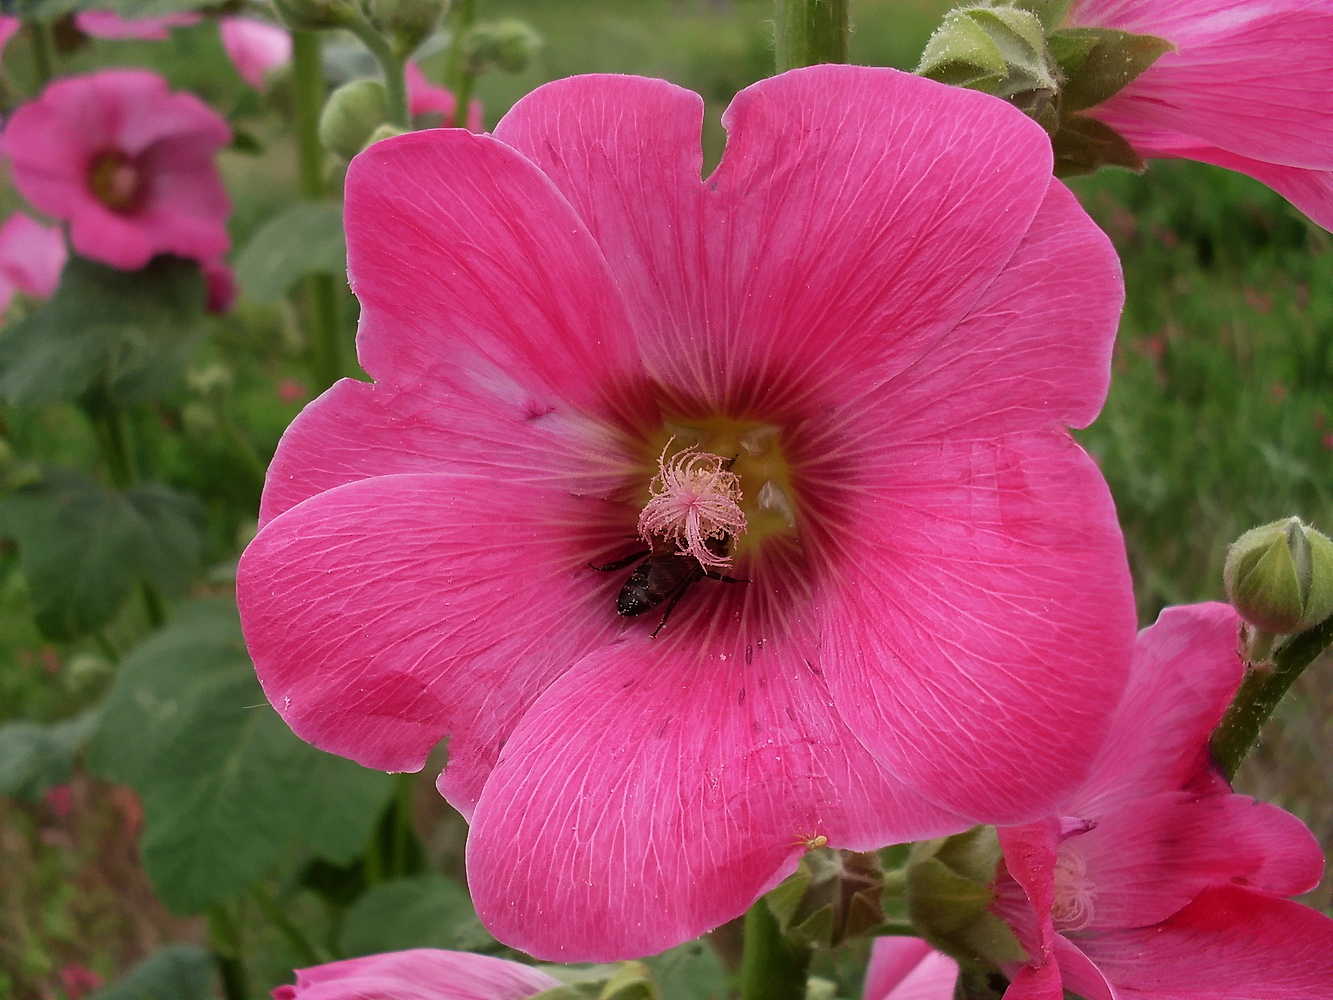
[
  {"xmin": 207, "ymin": 905, "xmax": 249, "ymax": 1000},
  {"xmin": 1210, "ymin": 613, "xmax": 1333, "ymax": 780},
  {"xmin": 774, "ymin": 0, "xmax": 849, "ymax": 73},
  {"xmin": 251, "ymin": 885, "xmax": 326, "ymax": 965},
  {"xmin": 343, "ymin": 18, "xmax": 410, "ymax": 129},
  {"xmin": 29, "ymin": 22, "xmax": 56, "ymax": 88},
  {"xmin": 739, "ymin": 899, "xmax": 811, "ymax": 1000},
  {"xmin": 453, "ymin": 70, "xmax": 477, "ymax": 129},
  {"xmin": 444, "ymin": 0, "xmax": 477, "ymax": 100},
  {"xmin": 216, "ymin": 401, "xmax": 269, "ymax": 490},
  {"xmin": 290, "ymin": 31, "xmax": 346, "ymax": 390},
  {"xmin": 92, "ymin": 409, "xmax": 136, "ymax": 489},
  {"xmin": 391, "ymin": 772, "xmax": 415, "ymax": 878}
]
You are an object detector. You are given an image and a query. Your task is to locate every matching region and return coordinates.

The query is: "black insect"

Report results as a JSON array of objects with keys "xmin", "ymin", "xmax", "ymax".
[{"xmin": 590, "ymin": 536, "xmax": 747, "ymax": 637}]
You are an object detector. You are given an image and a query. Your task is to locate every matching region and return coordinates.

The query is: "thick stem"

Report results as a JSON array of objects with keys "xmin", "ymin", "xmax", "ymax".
[
  {"xmin": 739, "ymin": 899, "xmax": 811, "ymax": 1000},
  {"xmin": 774, "ymin": 0, "xmax": 849, "ymax": 73},
  {"xmin": 207, "ymin": 905, "xmax": 249, "ymax": 1000},
  {"xmin": 343, "ymin": 19, "xmax": 410, "ymax": 129},
  {"xmin": 92, "ymin": 409, "xmax": 136, "ymax": 490},
  {"xmin": 1210, "ymin": 613, "xmax": 1333, "ymax": 780},
  {"xmin": 290, "ymin": 31, "xmax": 346, "ymax": 391},
  {"xmin": 444, "ymin": 0, "xmax": 477, "ymax": 102},
  {"xmin": 29, "ymin": 22, "xmax": 56, "ymax": 88}
]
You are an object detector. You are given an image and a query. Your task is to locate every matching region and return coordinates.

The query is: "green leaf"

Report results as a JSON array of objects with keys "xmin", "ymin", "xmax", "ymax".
[
  {"xmin": 0, "ymin": 469, "xmax": 205, "ymax": 641},
  {"xmin": 1051, "ymin": 27, "xmax": 1173, "ymax": 113},
  {"xmin": 1053, "ymin": 113, "xmax": 1145, "ymax": 177},
  {"xmin": 87, "ymin": 945, "xmax": 218, "ymax": 1000},
  {"xmin": 0, "ymin": 256, "xmax": 206, "ymax": 407},
  {"xmin": 235, "ymin": 204, "xmax": 347, "ymax": 303},
  {"xmin": 13, "ymin": 0, "xmax": 220, "ymax": 21},
  {"xmin": 339, "ymin": 874, "xmax": 489, "ymax": 956},
  {"xmin": 642, "ymin": 940, "xmax": 728, "ymax": 1000},
  {"xmin": 0, "ymin": 710, "xmax": 98, "ymax": 801},
  {"xmin": 87, "ymin": 600, "xmax": 394, "ymax": 913}
]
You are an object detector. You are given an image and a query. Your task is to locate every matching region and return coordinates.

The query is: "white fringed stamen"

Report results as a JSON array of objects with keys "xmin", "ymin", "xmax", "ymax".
[
  {"xmin": 638, "ymin": 445, "xmax": 748, "ymax": 570},
  {"xmin": 1050, "ymin": 848, "xmax": 1097, "ymax": 931}
]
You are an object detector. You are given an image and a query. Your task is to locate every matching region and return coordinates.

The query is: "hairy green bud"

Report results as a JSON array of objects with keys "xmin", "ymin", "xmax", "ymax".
[
  {"xmin": 319, "ymin": 79, "xmax": 389, "ymax": 160},
  {"xmin": 1225, "ymin": 517, "xmax": 1333, "ymax": 637},
  {"xmin": 462, "ymin": 19, "xmax": 544, "ymax": 75},
  {"xmin": 767, "ymin": 847, "xmax": 886, "ymax": 949}
]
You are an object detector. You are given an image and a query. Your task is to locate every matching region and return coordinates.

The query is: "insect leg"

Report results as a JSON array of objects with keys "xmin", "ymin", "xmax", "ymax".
[
  {"xmin": 589, "ymin": 549, "xmax": 650, "ymax": 572},
  {"xmin": 703, "ymin": 572, "xmax": 750, "ymax": 584},
  {"xmin": 650, "ymin": 582, "xmax": 694, "ymax": 638}
]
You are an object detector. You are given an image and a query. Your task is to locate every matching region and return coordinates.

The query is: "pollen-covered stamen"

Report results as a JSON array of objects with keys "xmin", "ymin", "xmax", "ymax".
[
  {"xmin": 638, "ymin": 446, "xmax": 748, "ymax": 571},
  {"xmin": 1050, "ymin": 847, "xmax": 1097, "ymax": 931}
]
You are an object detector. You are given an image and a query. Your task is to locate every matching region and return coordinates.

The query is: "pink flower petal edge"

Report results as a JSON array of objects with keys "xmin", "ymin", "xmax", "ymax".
[
  {"xmin": 220, "ymin": 17, "xmax": 292, "ymax": 91},
  {"xmin": 865, "ymin": 938, "xmax": 959, "ymax": 1000},
  {"xmin": 75, "ymin": 10, "xmax": 201, "ymax": 40},
  {"xmin": 0, "ymin": 212, "xmax": 66, "ymax": 311},
  {"xmin": 272, "ymin": 950, "xmax": 562, "ymax": 1000}
]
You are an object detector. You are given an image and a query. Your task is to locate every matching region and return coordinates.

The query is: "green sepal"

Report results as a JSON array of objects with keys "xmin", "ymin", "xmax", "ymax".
[
  {"xmin": 531, "ymin": 963, "xmax": 657, "ymax": 1000},
  {"xmin": 1053, "ymin": 113, "xmax": 1145, "ymax": 177},
  {"xmin": 1049, "ymin": 26, "xmax": 1173, "ymax": 113},
  {"xmin": 767, "ymin": 847, "xmax": 886, "ymax": 949},
  {"xmin": 916, "ymin": 5, "xmax": 1057, "ymax": 113},
  {"xmin": 1225, "ymin": 518, "xmax": 1333, "ymax": 637}
]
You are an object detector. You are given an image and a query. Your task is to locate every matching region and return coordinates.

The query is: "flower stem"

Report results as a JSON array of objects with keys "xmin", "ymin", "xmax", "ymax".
[
  {"xmin": 739, "ymin": 899, "xmax": 811, "ymax": 1000},
  {"xmin": 29, "ymin": 22, "xmax": 56, "ymax": 88},
  {"xmin": 207, "ymin": 904, "xmax": 249, "ymax": 1000},
  {"xmin": 774, "ymin": 0, "xmax": 849, "ymax": 73},
  {"xmin": 251, "ymin": 884, "xmax": 326, "ymax": 964},
  {"xmin": 444, "ymin": 0, "xmax": 477, "ymax": 108},
  {"xmin": 343, "ymin": 18, "xmax": 410, "ymax": 129},
  {"xmin": 290, "ymin": 30, "xmax": 346, "ymax": 391},
  {"xmin": 1210, "ymin": 612, "xmax": 1333, "ymax": 780}
]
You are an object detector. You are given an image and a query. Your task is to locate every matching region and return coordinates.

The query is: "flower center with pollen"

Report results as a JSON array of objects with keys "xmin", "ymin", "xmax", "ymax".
[
  {"xmin": 88, "ymin": 151, "xmax": 144, "ymax": 212},
  {"xmin": 1050, "ymin": 847, "xmax": 1097, "ymax": 931},
  {"xmin": 640, "ymin": 418, "xmax": 798, "ymax": 561}
]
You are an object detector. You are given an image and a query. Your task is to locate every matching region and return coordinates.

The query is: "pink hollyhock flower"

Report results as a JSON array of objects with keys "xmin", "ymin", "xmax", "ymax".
[
  {"xmin": 991, "ymin": 602, "xmax": 1333, "ymax": 999},
  {"xmin": 58, "ymin": 963, "xmax": 104, "ymax": 999},
  {"xmin": 0, "ymin": 16, "xmax": 20, "ymax": 54},
  {"xmin": 2, "ymin": 69, "xmax": 231, "ymax": 272},
  {"xmin": 202, "ymin": 258, "xmax": 236, "ymax": 314},
  {"xmin": 1065, "ymin": 0, "xmax": 1333, "ymax": 230},
  {"xmin": 406, "ymin": 63, "xmax": 483, "ymax": 130},
  {"xmin": 237, "ymin": 66, "xmax": 1137, "ymax": 960},
  {"xmin": 272, "ymin": 950, "xmax": 561, "ymax": 1000},
  {"xmin": 864, "ymin": 938, "xmax": 958, "ymax": 1000},
  {"xmin": 0, "ymin": 212, "xmax": 66, "ymax": 310},
  {"xmin": 44, "ymin": 784, "xmax": 74, "ymax": 819},
  {"xmin": 75, "ymin": 10, "xmax": 201, "ymax": 40},
  {"xmin": 220, "ymin": 17, "xmax": 292, "ymax": 91}
]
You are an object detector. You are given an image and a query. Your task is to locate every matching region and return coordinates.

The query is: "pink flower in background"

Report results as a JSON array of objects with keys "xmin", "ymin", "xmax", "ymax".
[
  {"xmin": 2, "ymin": 69, "xmax": 231, "ymax": 272},
  {"xmin": 44, "ymin": 784, "xmax": 74, "ymax": 819},
  {"xmin": 238, "ymin": 67, "xmax": 1136, "ymax": 960},
  {"xmin": 273, "ymin": 950, "xmax": 560, "ymax": 1000},
  {"xmin": 75, "ymin": 10, "xmax": 201, "ymax": 40},
  {"xmin": 0, "ymin": 212, "xmax": 66, "ymax": 310},
  {"xmin": 220, "ymin": 17, "xmax": 292, "ymax": 90},
  {"xmin": 58, "ymin": 964, "xmax": 104, "ymax": 1000},
  {"xmin": 0, "ymin": 16, "xmax": 20, "ymax": 54},
  {"xmin": 864, "ymin": 939, "xmax": 957, "ymax": 1000},
  {"xmin": 992, "ymin": 603, "xmax": 1333, "ymax": 999},
  {"xmin": 276, "ymin": 378, "xmax": 310, "ymax": 404},
  {"xmin": 406, "ymin": 63, "xmax": 483, "ymax": 130},
  {"xmin": 1066, "ymin": 0, "xmax": 1333, "ymax": 230},
  {"xmin": 202, "ymin": 258, "xmax": 236, "ymax": 313}
]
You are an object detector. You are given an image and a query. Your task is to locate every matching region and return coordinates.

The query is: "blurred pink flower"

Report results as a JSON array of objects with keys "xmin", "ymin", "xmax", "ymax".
[
  {"xmin": 220, "ymin": 17, "xmax": 292, "ymax": 90},
  {"xmin": 58, "ymin": 964, "xmax": 103, "ymax": 999},
  {"xmin": 44, "ymin": 784, "xmax": 74, "ymax": 818},
  {"xmin": 0, "ymin": 212, "xmax": 66, "ymax": 310},
  {"xmin": 75, "ymin": 10, "xmax": 201, "ymax": 40},
  {"xmin": 406, "ymin": 63, "xmax": 483, "ymax": 130},
  {"xmin": 864, "ymin": 938, "xmax": 957, "ymax": 1000},
  {"xmin": 273, "ymin": 950, "xmax": 560, "ymax": 1000},
  {"xmin": 2, "ymin": 69, "xmax": 231, "ymax": 272},
  {"xmin": 202, "ymin": 258, "xmax": 236, "ymax": 313},
  {"xmin": 1066, "ymin": 0, "xmax": 1333, "ymax": 230},
  {"xmin": 0, "ymin": 16, "xmax": 20, "ymax": 54},
  {"xmin": 991, "ymin": 603, "xmax": 1333, "ymax": 999},
  {"xmin": 276, "ymin": 378, "xmax": 310, "ymax": 404},
  {"xmin": 238, "ymin": 67, "xmax": 1136, "ymax": 960}
]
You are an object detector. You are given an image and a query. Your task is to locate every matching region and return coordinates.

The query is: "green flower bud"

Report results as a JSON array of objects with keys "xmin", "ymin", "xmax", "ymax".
[
  {"xmin": 1225, "ymin": 517, "xmax": 1333, "ymax": 636},
  {"xmin": 272, "ymin": 0, "xmax": 358, "ymax": 31},
  {"xmin": 767, "ymin": 847, "xmax": 885, "ymax": 949},
  {"xmin": 904, "ymin": 826, "xmax": 1026, "ymax": 967},
  {"xmin": 916, "ymin": 5, "xmax": 1058, "ymax": 116},
  {"xmin": 319, "ymin": 79, "xmax": 389, "ymax": 161},
  {"xmin": 365, "ymin": 0, "xmax": 449, "ymax": 52},
  {"xmin": 462, "ymin": 19, "xmax": 544, "ymax": 75}
]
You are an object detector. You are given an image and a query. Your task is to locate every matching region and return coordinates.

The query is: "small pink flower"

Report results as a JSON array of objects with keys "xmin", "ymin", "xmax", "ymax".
[
  {"xmin": 75, "ymin": 10, "xmax": 201, "ymax": 40},
  {"xmin": 238, "ymin": 68, "xmax": 1137, "ymax": 960},
  {"xmin": 202, "ymin": 258, "xmax": 236, "ymax": 314},
  {"xmin": 0, "ymin": 16, "xmax": 20, "ymax": 54},
  {"xmin": 1065, "ymin": 0, "xmax": 1333, "ymax": 230},
  {"xmin": 44, "ymin": 784, "xmax": 74, "ymax": 818},
  {"xmin": 864, "ymin": 938, "xmax": 958, "ymax": 1000},
  {"xmin": 2, "ymin": 69, "xmax": 232, "ymax": 272},
  {"xmin": 1322, "ymin": 432, "xmax": 1333, "ymax": 450},
  {"xmin": 991, "ymin": 603, "xmax": 1333, "ymax": 999},
  {"xmin": 406, "ymin": 63, "xmax": 483, "ymax": 130},
  {"xmin": 220, "ymin": 17, "xmax": 292, "ymax": 91},
  {"xmin": 0, "ymin": 212, "xmax": 66, "ymax": 311},
  {"xmin": 272, "ymin": 950, "xmax": 561, "ymax": 1000},
  {"xmin": 277, "ymin": 378, "xmax": 311, "ymax": 405},
  {"xmin": 58, "ymin": 963, "xmax": 103, "ymax": 1000}
]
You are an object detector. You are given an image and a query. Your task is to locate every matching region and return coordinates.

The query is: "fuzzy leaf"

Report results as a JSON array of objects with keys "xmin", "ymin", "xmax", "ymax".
[
  {"xmin": 87, "ymin": 600, "xmax": 393, "ymax": 913},
  {"xmin": 0, "ymin": 256, "xmax": 205, "ymax": 407},
  {"xmin": 339, "ymin": 874, "xmax": 488, "ymax": 956},
  {"xmin": 1052, "ymin": 27, "xmax": 1173, "ymax": 113},
  {"xmin": 0, "ymin": 711, "xmax": 98, "ymax": 801},
  {"xmin": 1053, "ymin": 113, "xmax": 1145, "ymax": 177},
  {"xmin": 235, "ymin": 203, "xmax": 347, "ymax": 303},
  {"xmin": 88, "ymin": 946, "xmax": 218, "ymax": 1000},
  {"xmin": 642, "ymin": 940, "xmax": 728, "ymax": 1000}
]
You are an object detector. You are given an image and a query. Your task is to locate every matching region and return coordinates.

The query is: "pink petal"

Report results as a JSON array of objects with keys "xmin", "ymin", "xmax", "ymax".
[
  {"xmin": 865, "ymin": 938, "xmax": 959, "ymax": 1000},
  {"xmin": 817, "ymin": 431, "xmax": 1136, "ymax": 823},
  {"xmin": 75, "ymin": 10, "xmax": 200, "ymax": 40},
  {"xmin": 1051, "ymin": 936, "xmax": 1115, "ymax": 1000},
  {"xmin": 467, "ymin": 630, "xmax": 964, "ymax": 961},
  {"xmin": 1079, "ymin": 887, "xmax": 1333, "ymax": 999},
  {"xmin": 494, "ymin": 68, "xmax": 1056, "ymax": 415},
  {"xmin": 997, "ymin": 821, "xmax": 1060, "ymax": 964},
  {"xmin": 343, "ymin": 131, "xmax": 650, "ymax": 428},
  {"xmin": 237, "ymin": 472, "xmax": 633, "ymax": 816},
  {"xmin": 220, "ymin": 17, "xmax": 291, "ymax": 91},
  {"xmin": 276, "ymin": 949, "xmax": 561, "ymax": 1000},
  {"xmin": 406, "ymin": 62, "xmax": 457, "ymax": 118},
  {"xmin": 1068, "ymin": 603, "xmax": 1242, "ymax": 817},
  {"xmin": 1001, "ymin": 963, "xmax": 1063, "ymax": 1000},
  {"xmin": 0, "ymin": 16, "xmax": 20, "ymax": 55},
  {"xmin": 0, "ymin": 212, "xmax": 66, "ymax": 300},
  {"xmin": 1070, "ymin": 791, "xmax": 1324, "ymax": 930}
]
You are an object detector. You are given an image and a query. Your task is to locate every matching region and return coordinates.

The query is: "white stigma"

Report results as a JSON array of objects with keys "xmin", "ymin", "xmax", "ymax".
[
  {"xmin": 1050, "ymin": 847, "xmax": 1097, "ymax": 931},
  {"xmin": 638, "ymin": 444, "xmax": 748, "ymax": 571}
]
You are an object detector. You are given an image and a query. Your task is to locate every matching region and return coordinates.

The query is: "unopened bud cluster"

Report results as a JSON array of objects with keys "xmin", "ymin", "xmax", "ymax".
[{"xmin": 1225, "ymin": 517, "xmax": 1333, "ymax": 637}]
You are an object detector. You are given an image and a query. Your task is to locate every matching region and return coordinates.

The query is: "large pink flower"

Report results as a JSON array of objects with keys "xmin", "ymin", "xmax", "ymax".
[
  {"xmin": 991, "ymin": 603, "xmax": 1333, "ymax": 999},
  {"xmin": 1065, "ymin": 0, "xmax": 1333, "ymax": 230},
  {"xmin": 273, "ymin": 950, "xmax": 560, "ymax": 1000},
  {"xmin": 220, "ymin": 17, "xmax": 292, "ymax": 91},
  {"xmin": 0, "ymin": 212, "xmax": 66, "ymax": 310},
  {"xmin": 74, "ymin": 10, "xmax": 201, "ymax": 40},
  {"xmin": 1, "ymin": 69, "xmax": 231, "ymax": 272},
  {"xmin": 864, "ymin": 938, "xmax": 958, "ymax": 1000},
  {"xmin": 237, "ymin": 67, "xmax": 1137, "ymax": 960}
]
